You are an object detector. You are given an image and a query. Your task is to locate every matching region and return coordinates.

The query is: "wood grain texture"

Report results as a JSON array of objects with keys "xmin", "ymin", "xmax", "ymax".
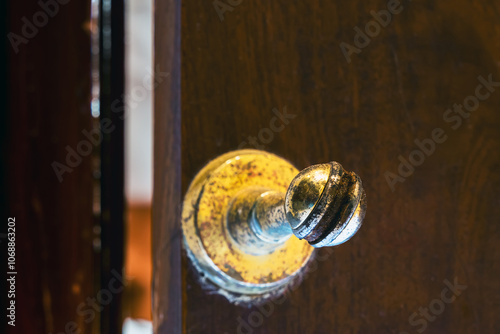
[
  {"xmin": 179, "ymin": 0, "xmax": 500, "ymax": 333},
  {"xmin": 6, "ymin": 0, "xmax": 95, "ymax": 333},
  {"xmin": 152, "ymin": 0, "xmax": 182, "ymax": 333}
]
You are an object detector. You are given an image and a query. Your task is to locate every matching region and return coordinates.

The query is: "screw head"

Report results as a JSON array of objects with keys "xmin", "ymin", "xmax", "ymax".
[{"xmin": 285, "ymin": 162, "xmax": 366, "ymax": 247}]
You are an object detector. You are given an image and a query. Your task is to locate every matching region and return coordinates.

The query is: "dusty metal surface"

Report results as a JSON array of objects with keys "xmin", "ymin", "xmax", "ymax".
[
  {"xmin": 226, "ymin": 188, "xmax": 291, "ymax": 255},
  {"xmin": 182, "ymin": 150, "xmax": 314, "ymax": 299},
  {"xmin": 250, "ymin": 191, "xmax": 291, "ymax": 244}
]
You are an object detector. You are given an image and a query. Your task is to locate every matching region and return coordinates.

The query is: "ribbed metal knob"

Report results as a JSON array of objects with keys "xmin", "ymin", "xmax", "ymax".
[{"xmin": 285, "ymin": 162, "xmax": 366, "ymax": 247}]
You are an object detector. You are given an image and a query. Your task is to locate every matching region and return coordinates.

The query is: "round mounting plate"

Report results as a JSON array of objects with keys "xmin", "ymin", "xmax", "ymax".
[{"xmin": 182, "ymin": 149, "xmax": 314, "ymax": 298}]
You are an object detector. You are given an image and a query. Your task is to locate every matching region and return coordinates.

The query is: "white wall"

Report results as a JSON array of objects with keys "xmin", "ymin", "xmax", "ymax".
[{"xmin": 125, "ymin": 0, "xmax": 153, "ymax": 205}]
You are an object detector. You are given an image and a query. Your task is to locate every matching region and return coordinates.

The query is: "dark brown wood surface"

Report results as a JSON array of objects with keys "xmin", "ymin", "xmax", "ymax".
[
  {"xmin": 5, "ymin": 0, "xmax": 96, "ymax": 333},
  {"xmin": 152, "ymin": 0, "xmax": 182, "ymax": 333},
  {"xmin": 6, "ymin": 0, "xmax": 126, "ymax": 332},
  {"xmin": 161, "ymin": 0, "xmax": 500, "ymax": 333}
]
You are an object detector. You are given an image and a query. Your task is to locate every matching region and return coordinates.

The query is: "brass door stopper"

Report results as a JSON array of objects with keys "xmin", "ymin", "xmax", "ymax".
[{"xmin": 182, "ymin": 149, "xmax": 366, "ymax": 299}]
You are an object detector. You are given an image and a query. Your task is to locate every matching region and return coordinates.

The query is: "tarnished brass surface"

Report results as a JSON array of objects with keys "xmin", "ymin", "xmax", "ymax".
[
  {"xmin": 182, "ymin": 150, "xmax": 314, "ymax": 297},
  {"xmin": 182, "ymin": 149, "xmax": 366, "ymax": 299}
]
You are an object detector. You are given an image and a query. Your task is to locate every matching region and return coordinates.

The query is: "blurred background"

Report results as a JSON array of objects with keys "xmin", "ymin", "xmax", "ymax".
[
  {"xmin": 4, "ymin": 0, "xmax": 155, "ymax": 332},
  {"xmin": 123, "ymin": 0, "xmax": 152, "ymax": 329}
]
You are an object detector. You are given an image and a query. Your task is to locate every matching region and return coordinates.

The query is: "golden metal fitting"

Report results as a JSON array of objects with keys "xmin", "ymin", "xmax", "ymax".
[{"xmin": 181, "ymin": 149, "xmax": 366, "ymax": 300}]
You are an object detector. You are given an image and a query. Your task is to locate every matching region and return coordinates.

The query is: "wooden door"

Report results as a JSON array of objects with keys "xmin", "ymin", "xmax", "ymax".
[
  {"xmin": 5, "ymin": 1, "xmax": 96, "ymax": 333},
  {"xmin": 5, "ymin": 0, "xmax": 125, "ymax": 332},
  {"xmin": 153, "ymin": 0, "xmax": 500, "ymax": 333}
]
